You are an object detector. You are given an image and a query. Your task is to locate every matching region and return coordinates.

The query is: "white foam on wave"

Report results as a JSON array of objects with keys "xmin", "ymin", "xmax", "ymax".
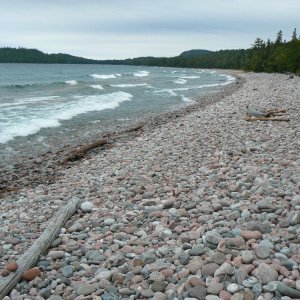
[
  {"xmin": 219, "ymin": 74, "xmax": 236, "ymax": 82},
  {"xmin": 133, "ymin": 70, "xmax": 150, "ymax": 77},
  {"xmin": 110, "ymin": 83, "xmax": 149, "ymax": 88},
  {"xmin": 174, "ymin": 78, "xmax": 187, "ymax": 84},
  {"xmin": 0, "ymin": 96, "xmax": 61, "ymax": 108},
  {"xmin": 90, "ymin": 74, "xmax": 117, "ymax": 79},
  {"xmin": 0, "ymin": 91, "xmax": 133, "ymax": 144},
  {"xmin": 180, "ymin": 76, "xmax": 200, "ymax": 79},
  {"xmin": 89, "ymin": 84, "xmax": 104, "ymax": 90},
  {"xmin": 181, "ymin": 96, "xmax": 195, "ymax": 103},
  {"xmin": 65, "ymin": 80, "xmax": 78, "ymax": 86}
]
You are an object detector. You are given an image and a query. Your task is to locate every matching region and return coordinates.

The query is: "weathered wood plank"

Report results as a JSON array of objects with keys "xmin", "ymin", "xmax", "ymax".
[
  {"xmin": 244, "ymin": 117, "xmax": 290, "ymax": 122},
  {"xmin": 0, "ymin": 197, "xmax": 80, "ymax": 299}
]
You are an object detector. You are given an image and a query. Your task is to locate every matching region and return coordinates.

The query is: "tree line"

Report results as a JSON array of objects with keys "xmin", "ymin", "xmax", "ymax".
[
  {"xmin": 0, "ymin": 29, "xmax": 299, "ymax": 74},
  {"xmin": 0, "ymin": 47, "xmax": 100, "ymax": 64}
]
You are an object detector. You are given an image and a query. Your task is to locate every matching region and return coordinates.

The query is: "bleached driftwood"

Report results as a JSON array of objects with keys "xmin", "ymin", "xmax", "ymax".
[
  {"xmin": 244, "ymin": 116, "xmax": 290, "ymax": 122},
  {"xmin": 0, "ymin": 197, "xmax": 80, "ymax": 299},
  {"xmin": 246, "ymin": 106, "xmax": 270, "ymax": 117},
  {"xmin": 64, "ymin": 139, "xmax": 109, "ymax": 162}
]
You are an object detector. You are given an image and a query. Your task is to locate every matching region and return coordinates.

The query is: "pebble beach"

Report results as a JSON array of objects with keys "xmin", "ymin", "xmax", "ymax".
[{"xmin": 1, "ymin": 71, "xmax": 300, "ymax": 300}]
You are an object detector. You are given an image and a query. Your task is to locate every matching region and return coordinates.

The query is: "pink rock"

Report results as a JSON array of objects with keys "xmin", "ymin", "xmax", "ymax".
[
  {"xmin": 6, "ymin": 262, "xmax": 18, "ymax": 272},
  {"xmin": 219, "ymin": 289, "xmax": 232, "ymax": 300},
  {"xmin": 160, "ymin": 268, "xmax": 174, "ymax": 278},
  {"xmin": 22, "ymin": 267, "xmax": 41, "ymax": 281},
  {"xmin": 241, "ymin": 230, "xmax": 262, "ymax": 240}
]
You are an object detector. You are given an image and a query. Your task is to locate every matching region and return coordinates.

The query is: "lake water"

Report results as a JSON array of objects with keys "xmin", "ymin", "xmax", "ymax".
[{"xmin": 0, "ymin": 63, "xmax": 235, "ymax": 164}]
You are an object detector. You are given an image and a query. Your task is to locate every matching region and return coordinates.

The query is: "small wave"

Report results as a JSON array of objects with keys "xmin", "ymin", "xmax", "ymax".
[
  {"xmin": 65, "ymin": 80, "xmax": 78, "ymax": 86},
  {"xmin": 0, "ymin": 92, "xmax": 133, "ymax": 144},
  {"xmin": 110, "ymin": 83, "xmax": 149, "ymax": 88},
  {"xmin": 89, "ymin": 84, "xmax": 104, "ymax": 90},
  {"xmin": 181, "ymin": 96, "xmax": 195, "ymax": 103},
  {"xmin": 174, "ymin": 79, "xmax": 187, "ymax": 84},
  {"xmin": 90, "ymin": 74, "xmax": 117, "ymax": 79},
  {"xmin": 0, "ymin": 119, "xmax": 61, "ymax": 144},
  {"xmin": 0, "ymin": 96, "xmax": 61, "ymax": 108},
  {"xmin": 180, "ymin": 76, "xmax": 200, "ymax": 79},
  {"xmin": 133, "ymin": 70, "xmax": 150, "ymax": 77},
  {"xmin": 219, "ymin": 74, "xmax": 236, "ymax": 82}
]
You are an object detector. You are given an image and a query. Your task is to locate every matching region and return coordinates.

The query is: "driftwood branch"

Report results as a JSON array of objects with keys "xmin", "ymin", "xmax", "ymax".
[
  {"xmin": 244, "ymin": 117, "xmax": 290, "ymax": 122},
  {"xmin": 266, "ymin": 109, "xmax": 287, "ymax": 114},
  {"xmin": 0, "ymin": 197, "xmax": 80, "ymax": 299},
  {"xmin": 64, "ymin": 139, "xmax": 109, "ymax": 162}
]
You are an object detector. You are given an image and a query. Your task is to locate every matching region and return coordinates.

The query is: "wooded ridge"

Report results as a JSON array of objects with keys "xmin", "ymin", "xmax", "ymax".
[{"xmin": 1, "ymin": 29, "xmax": 299, "ymax": 74}]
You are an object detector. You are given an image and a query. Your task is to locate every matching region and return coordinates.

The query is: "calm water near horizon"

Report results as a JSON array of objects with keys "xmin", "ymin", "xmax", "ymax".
[{"xmin": 0, "ymin": 63, "xmax": 235, "ymax": 165}]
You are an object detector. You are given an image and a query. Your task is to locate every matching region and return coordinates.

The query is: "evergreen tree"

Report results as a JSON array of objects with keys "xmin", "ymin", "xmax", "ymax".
[
  {"xmin": 275, "ymin": 30, "xmax": 283, "ymax": 45},
  {"xmin": 292, "ymin": 28, "xmax": 298, "ymax": 41}
]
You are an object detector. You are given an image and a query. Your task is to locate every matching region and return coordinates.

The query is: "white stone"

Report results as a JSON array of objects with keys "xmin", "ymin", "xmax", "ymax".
[{"xmin": 80, "ymin": 201, "xmax": 94, "ymax": 213}]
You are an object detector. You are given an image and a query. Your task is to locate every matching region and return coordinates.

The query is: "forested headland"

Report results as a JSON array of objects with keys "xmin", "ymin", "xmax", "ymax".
[{"xmin": 0, "ymin": 29, "xmax": 299, "ymax": 74}]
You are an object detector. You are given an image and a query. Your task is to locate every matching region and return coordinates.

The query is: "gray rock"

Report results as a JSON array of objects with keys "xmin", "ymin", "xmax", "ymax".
[
  {"xmin": 204, "ymin": 231, "xmax": 222, "ymax": 245},
  {"xmin": 226, "ymin": 283, "xmax": 242, "ymax": 293},
  {"xmin": 103, "ymin": 218, "xmax": 115, "ymax": 226},
  {"xmin": 86, "ymin": 250, "xmax": 103, "ymax": 262},
  {"xmin": 211, "ymin": 251, "xmax": 226, "ymax": 264},
  {"xmin": 80, "ymin": 201, "xmax": 94, "ymax": 212},
  {"xmin": 149, "ymin": 271, "xmax": 165, "ymax": 282},
  {"xmin": 255, "ymin": 263, "xmax": 278, "ymax": 284},
  {"xmin": 77, "ymin": 283, "xmax": 97, "ymax": 296},
  {"xmin": 253, "ymin": 283, "xmax": 263, "ymax": 295},
  {"xmin": 214, "ymin": 262, "xmax": 234, "ymax": 277},
  {"xmin": 48, "ymin": 250, "xmax": 65, "ymax": 260},
  {"xmin": 48, "ymin": 296, "xmax": 63, "ymax": 300},
  {"xmin": 61, "ymin": 265, "xmax": 73, "ymax": 277},
  {"xmin": 151, "ymin": 281, "xmax": 166, "ymax": 293},
  {"xmin": 263, "ymin": 281, "xmax": 278, "ymax": 292},
  {"xmin": 242, "ymin": 276, "xmax": 258, "ymax": 288},
  {"xmin": 277, "ymin": 282, "xmax": 300, "ymax": 298},
  {"xmin": 152, "ymin": 292, "xmax": 167, "ymax": 300},
  {"xmin": 177, "ymin": 254, "xmax": 189, "ymax": 266},
  {"xmin": 259, "ymin": 239, "xmax": 275, "ymax": 250},
  {"xmin": 253, "ymin": 245, "xmax": 270, "ymax": 259},
  {"xmin": 241, "ymin": 250, "xmax": 255, "ymax": 263},
  {"xmin": 142, "ymin": 252, "xmax": 156, "ymax": 264},
  {"xmin": 188, "ymin": 285, "xmax": 207, "ymax": 299},
  {"xmin": 189, "ymin": 245, "xmax": 207, "ymax": 256}
]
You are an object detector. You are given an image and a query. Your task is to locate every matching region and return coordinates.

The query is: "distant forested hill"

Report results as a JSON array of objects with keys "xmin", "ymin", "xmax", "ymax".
[
  {"xmin": 0, "ymin": 47, "xmax": 100, "ymax": 64},
  {"xmin": 117, "ymin": 29, "xmax": 300, "ymax": 74},
  {"xmin": 180, "ymin": 49, "xmax": 213, "ymax": 57},
  {"xmin": 1, "ymin": 29, "xmax": 299, "ymax": 74}
]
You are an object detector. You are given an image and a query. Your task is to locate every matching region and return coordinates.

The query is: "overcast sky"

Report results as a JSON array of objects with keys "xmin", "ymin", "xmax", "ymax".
[{"xmin": 1, "ymin": 0, "xmax": 299, "ymax": 59}]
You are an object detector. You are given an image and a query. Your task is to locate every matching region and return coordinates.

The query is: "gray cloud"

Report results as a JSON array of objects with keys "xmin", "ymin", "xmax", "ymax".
[{"xmin": 0, "ymin": 0, "xmax": 299, "ymax": 59}]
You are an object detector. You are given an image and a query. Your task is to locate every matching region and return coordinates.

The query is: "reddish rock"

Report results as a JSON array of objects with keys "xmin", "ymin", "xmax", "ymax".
[
  {"xmin": 241, "ymin": 230, "xmax": 262, "ymax": 240},
  {"xmin": 6, "ymin": 262, "xmax": 18, "ymax": 272},
  {"xmin": 219, "ymin": 289, "xmax": 232, "ymax": 300},
  {"xmin": 22, "ymin": 267, "xmax": 41, "ymax": 281}
]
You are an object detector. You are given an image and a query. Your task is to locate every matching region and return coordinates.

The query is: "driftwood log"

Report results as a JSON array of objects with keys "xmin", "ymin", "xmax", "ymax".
[
  {"xmin": 64, "ymin": 139, "xmax": 109, "ymax": 162},
  {"xmin": 0, "ymin": 197, "xmax": 80, "ymax": 299},
  {"xmin": 244, "ymin": 116, "xmax": 290, "ymax": 122}
]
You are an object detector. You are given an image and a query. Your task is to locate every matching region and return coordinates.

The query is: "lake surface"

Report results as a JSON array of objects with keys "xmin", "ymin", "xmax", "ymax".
[{"xmin": 0, "ymin": 63, "xmax": 235, "ymax": 164}]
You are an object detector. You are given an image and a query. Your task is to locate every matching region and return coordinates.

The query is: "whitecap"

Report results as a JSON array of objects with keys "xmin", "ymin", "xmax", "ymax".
[
  {"xmin": 90, "ymin": 74, "xmax": 117, "ymax": 79},
  {"xmin": 0, "ymin": 91, "xmax": 133, "ymax": 144},
  {"xmin": 180, "ymin": 76, "xmax": 200, "ymax": 79},
  {"xmin": 65, "ymin": 80, "xmax": 78, "ymax": 85},
  {"xmin": 110, "ymin": 83, "xmax": 149, "ymax": 88},
  {"xmin": 133, "ymin": 70, "xmax": 150, "ymax": 77},
  {"xmin": 89, "ymin": 84, "xmax": 104, "ymax": 90},
  {"xmin": 174, "ymin": 79, "xmax": 187, "ymax": 84}
]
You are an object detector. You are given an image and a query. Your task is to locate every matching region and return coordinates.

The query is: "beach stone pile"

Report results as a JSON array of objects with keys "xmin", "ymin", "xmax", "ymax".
[{"xmin": 1, "ymin": 72, "xmax": 300, "ymax": 299}]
